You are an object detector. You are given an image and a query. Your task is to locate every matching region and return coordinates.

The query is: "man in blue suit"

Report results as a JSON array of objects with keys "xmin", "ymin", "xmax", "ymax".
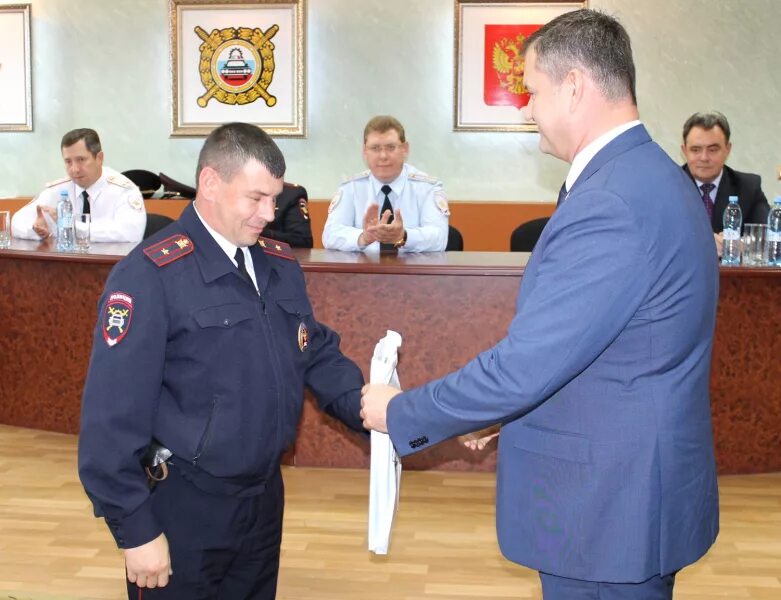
[{"xmin": 360, "ymin": 9, "xmax": 719, "ymax": 599}]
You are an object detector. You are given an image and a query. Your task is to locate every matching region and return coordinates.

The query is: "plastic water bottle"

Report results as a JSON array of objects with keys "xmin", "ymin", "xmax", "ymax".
[
  {"xmin": 721, "ymin": 195, "xmax": 742, "ymax": 266},
  {"xmin": 56, "ymin": 190, "xmax": 74, "ymax": 251},
  {"xmin": 768, "ymin": 196, "xmax": 781, "ymax": 267}
]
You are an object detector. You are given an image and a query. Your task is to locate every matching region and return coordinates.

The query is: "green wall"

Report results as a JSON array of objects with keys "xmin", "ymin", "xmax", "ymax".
[{"xmin": 1, "ymin": 0, "xmax": 779, "ymax": 202}]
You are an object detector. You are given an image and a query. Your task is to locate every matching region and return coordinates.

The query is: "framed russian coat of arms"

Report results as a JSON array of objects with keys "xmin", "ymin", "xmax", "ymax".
[
  {"xmin": 170, "ymin": 0, "xmax": 306, "ymax": 137},
  {"xmin": 454, "ymin": 0, "xmax": 587, "ymax": 132}
]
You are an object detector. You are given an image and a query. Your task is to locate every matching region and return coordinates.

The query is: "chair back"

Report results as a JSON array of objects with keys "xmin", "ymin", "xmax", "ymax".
[
  {"xmin": 446, "ymin": 225, "xmax": 464, "ymax": 251},
  {"xmin": 510, "ymin": 217, "xmax": 550, "ymax": 252},
  {"xmin": 143, "ymin": 213, "xmax": 175, "ymax": 239}
]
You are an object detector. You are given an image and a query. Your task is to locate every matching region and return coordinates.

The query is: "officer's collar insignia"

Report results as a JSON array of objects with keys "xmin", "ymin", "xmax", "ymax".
[
  {"xmin": 257, "ymin": 236, "xmax": 295, "ymax": 261},
  {"xmin": 298, "ymin": 198, "xmax": 309, "ymax": 220},
  {"xmin": 103, "ymin": 292, "xmax": 133, "ymax": 347},
  {"xmin": 143, "ymin": 234, "xmax": 194, "ymax": 267},
  {"xmin": 298, "ymin": 322, "xmax": 309, "ymax": 352}
]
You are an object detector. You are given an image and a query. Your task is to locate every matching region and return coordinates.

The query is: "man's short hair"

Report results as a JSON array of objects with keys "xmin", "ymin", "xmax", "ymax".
[
  {"xmin": 524, "ymin": 9, "xmax": 637, "ymax": 105},
  {"xmin": 61, "ymin": 128, "xmax": 102, "ymax": 156},
  {"xmin": 363, "ymin": 115, "xmax": 406, "ymax": 144},
  {"xmin": 196, "ymin": 122, "xmax": 286, "ymax": 186},
  {"xmin": 682, "ymin": 111, "xmax": 731, "ymax": 144}
]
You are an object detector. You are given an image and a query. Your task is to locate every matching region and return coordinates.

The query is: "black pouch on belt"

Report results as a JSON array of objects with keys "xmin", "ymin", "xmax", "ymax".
[{"xmin": 141, "ymin": 439, "xmax": 173, "ymax": 485}]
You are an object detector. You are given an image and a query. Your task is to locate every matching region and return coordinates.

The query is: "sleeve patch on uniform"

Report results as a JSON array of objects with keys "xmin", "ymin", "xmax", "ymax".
[
  {"xmin": 258, "ymin": 236, "xmax": 295, "ymax": 260},
  {"xmin": 128, "ymin": 195, "xmax": 144, "ymax": 211},
  {"xmin": 435, "ymin": 192, "xmax": 450, "ymax": 216},
  {"xmin": 103, "ymin": 292, "xmax": 134, "ymax": 347},
  {"xmin": 143, "ymin": 234, "xmax": 194, "ymax": 266},
  {"xmin": 298, "ymin": 198, "xmax": 310, "ymax": 220},
  {"xmin": 328, "ymin": 190, "xmax": 341, "ymax": 214}
]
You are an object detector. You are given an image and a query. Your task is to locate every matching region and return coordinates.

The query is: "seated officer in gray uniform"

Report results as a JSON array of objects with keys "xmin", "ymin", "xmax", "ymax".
[
  {"xmin": 78, "ymin": 123, "xmax": 365, "ymax": 599},
  {"xmin": 11, "ymin": 128, "xmax": 146, "ymax": 242},
  {"xmin": 322, "ymin": 115, "xmax": 449, "ymax": 252}
]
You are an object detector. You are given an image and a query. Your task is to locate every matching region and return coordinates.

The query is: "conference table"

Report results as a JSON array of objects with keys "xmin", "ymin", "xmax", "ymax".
[{"xmin": 1, "ymin": 239, "xmax": 779, "ymax": 474}]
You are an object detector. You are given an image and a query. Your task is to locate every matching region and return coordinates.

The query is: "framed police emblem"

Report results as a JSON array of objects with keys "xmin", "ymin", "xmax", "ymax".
[
  {"xmin": 454, "ymin": 0, "xmax": 587, "ymax": 132},
  {"xmin": 170, "ymin": 0, "xmax": 306, "ymax": 137}
]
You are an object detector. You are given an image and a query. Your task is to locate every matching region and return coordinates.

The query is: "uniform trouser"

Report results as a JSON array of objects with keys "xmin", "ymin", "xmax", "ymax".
[
  {"xmin": 539, "ymin": 571, "xmax": 676, "ymax": 599},
  {"xmin": 126, "ymin": 461, "xmax": 284, "ymax": 600}
]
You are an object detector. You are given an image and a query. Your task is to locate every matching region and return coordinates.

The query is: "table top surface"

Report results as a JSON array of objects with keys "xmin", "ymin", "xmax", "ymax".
[{"xmin": 2, "ymin": 238, "xmax": 779, "ymax": 277}]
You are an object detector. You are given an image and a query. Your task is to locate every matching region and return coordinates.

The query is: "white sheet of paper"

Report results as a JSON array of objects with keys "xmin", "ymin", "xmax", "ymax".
[{"xmin": 368, "ymin": 330, "xmax": 402, "ymax": 555}]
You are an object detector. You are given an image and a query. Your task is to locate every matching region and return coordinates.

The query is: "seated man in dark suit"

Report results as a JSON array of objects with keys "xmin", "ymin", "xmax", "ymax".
[
  {"xmin": 261, "ymin": 182, "xmax": 313, "ymax": 248},
  {"xmin": 681, "ymin": 111, "xmax": 770, "ymax": 254}
]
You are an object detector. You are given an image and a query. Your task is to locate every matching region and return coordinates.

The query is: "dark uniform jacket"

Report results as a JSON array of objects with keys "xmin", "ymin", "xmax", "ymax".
[
  {"xmin": 683, "ymin": 164, "xmax": 770, "ymax": 232},
  {"xmin": 78, "ymin": 202, "xmax": 363, "ymax": 549},
  {"xmin": 262, "ymin": 183, "xmax": 313, "ymax": 248}
]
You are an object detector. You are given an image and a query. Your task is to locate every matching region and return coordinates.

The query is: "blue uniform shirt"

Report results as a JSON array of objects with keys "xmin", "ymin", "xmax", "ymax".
[
  {"xmin": 78, "ymin": 203, "xmax": 365, "ymax": 549},
  {"xmin": 322, "ymin": 163, "xmax": 450, "ymax": 252}
]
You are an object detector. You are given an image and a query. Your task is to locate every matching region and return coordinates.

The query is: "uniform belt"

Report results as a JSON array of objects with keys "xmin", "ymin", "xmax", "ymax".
[{"xmin": 169, "ymin": 458, "xmax": 268, "ymax": 497}]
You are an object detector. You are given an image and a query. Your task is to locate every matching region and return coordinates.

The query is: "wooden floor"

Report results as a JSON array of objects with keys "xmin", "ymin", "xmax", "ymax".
[{"xmin": 0, "ymin": 426, "xmax": 779, "ymax": 600}]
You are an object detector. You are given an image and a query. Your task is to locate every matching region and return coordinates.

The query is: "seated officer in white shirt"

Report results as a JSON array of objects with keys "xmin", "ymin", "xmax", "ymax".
[
  {"xmin": 12, "ymin": 128, "xmax": 146, "ymax": 243},
  {"xmin": 322, "ymin": 115, "xmax": 449, "ymax": 252}
]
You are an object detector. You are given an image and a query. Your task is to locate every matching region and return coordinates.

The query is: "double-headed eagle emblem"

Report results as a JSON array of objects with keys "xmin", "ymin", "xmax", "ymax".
[{"xmin": 492, "ymin": 33, "xmax": 528, "ymax": 97}]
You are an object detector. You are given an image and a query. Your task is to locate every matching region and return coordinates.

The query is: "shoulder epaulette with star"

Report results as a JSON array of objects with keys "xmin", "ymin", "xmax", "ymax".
[
  {"xmin": 44, "ymin": 176, "xmax": 70, "ymax": 188},
  {"xmin": 258, "ymin": 236, "xmax": 295, "ymax": 261},
  {"xmin": 143, "ymin": 234, "xmax": 194, "ymax": 267},
  {"xmin": 342, "ymin": 170, "xmax": 370, "ymax": 185},
  {"xmin": 107, "ymin": 174, "xmax": 134, "ymax": 189},
  {"xmin": 408, "ymin": 172, "xmax": 439, "ymax": 185}
]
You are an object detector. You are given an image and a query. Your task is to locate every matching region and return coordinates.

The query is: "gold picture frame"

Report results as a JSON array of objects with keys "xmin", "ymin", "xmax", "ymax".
[
  {"xmin": 454, "ymin": 0, "xmax": 587, "ymax": 132},
  {"xmin": 0, "ymin": 4, "xmax": 32, "ymax": 132},
  {"xmin": 170, "ymin": 0, "xmax": 306, "ymax": 137}
]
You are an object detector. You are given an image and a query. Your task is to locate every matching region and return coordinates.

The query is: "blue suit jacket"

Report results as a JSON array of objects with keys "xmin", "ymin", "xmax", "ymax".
[{"xmin": 387, "ymin": 125, "xmax": 720, "ymax": 582}]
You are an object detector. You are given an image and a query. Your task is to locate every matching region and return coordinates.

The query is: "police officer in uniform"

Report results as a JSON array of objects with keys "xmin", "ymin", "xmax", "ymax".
[
  {"xmin": 322, "ymin": 115, "xmax": 449, "ymax": 252},
  {"xmin": 261, "ymin": 182, "xmax": 314, "ymax": 248},
  {"xmin": 11, "ymin": 128, "xmax": 146, "ymax": 242},
  {"xmin": 78, "ymin": 123, "xmax": 365, "ymax": 599}
]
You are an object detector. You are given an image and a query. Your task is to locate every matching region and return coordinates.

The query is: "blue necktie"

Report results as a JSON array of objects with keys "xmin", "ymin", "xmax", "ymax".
[{"xmin": 556, "ymin": 183, "xmax": 568, "ymax": 207}]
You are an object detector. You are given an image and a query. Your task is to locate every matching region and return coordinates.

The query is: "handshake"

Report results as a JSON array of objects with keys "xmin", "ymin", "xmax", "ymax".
[{"xmin": 359, "ymin": 383, "xmax": 499, "ymax": 450}]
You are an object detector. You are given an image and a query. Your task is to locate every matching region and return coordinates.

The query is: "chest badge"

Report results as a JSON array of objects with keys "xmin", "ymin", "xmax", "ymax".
[
  {"xmin": 297, "ymin": 322, "xmax": 309, "ymax": 352},
  {"xmin": 103, "ymin": 292, "xmax": 134, "ymax": 347}
]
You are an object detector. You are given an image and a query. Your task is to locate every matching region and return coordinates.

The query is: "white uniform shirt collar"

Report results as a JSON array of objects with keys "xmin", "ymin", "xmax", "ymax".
[
  {"xmin": 693, "ymin": 169, "xmax": 724, "ymax": 197},
  {"xmin": 565, "ymin": 120, "xmax": 643, "ymax": 193},
  {"xmin": 193, "ymin": 204, "xmax": 258, "ymax": 289},
  {"xmin": 75, "ymin": 167, "xmax": 110, "ymax": 208},
  {"xmin": 369, "ymin": 163, "xmax": 409, "ymax": 200}
]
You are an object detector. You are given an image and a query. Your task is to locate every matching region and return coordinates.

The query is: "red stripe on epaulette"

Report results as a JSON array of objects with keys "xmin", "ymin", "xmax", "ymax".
[
  {"xmin": 143, "ymin": 234, "xmax": 194, "ymax": 267},
  {"xmin": 257, "ymin": 236, "xmax": 295, "ymax": 261}
]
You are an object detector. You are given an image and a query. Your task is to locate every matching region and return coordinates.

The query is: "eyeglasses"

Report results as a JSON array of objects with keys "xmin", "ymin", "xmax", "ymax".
[{"xmin": 365, "ymin": 143, "xmax": 403, "ymax": 155}]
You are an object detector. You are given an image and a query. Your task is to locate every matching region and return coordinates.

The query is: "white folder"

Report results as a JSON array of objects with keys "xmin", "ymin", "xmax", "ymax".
[{"xmin": 368, "ymin": 330, "xmax": 403, "ymax": 555}]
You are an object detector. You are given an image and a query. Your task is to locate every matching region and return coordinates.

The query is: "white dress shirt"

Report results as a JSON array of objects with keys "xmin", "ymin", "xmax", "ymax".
[
  {"xmin": 565, "ymin": 120, "xmax": 643, "ymax": 197},
  {"xmin": 194, "ymin": 204, "xmax": 258, "ymax": 291}
]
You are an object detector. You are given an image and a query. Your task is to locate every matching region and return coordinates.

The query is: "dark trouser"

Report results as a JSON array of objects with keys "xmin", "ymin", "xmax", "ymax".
[
  {"xmin": 127, "ymin": 462, "xmax": 284, "ymax": 600},
  {"xmin": 539, "ymin": 571, "xmax": 676, "ymax": 600}
]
